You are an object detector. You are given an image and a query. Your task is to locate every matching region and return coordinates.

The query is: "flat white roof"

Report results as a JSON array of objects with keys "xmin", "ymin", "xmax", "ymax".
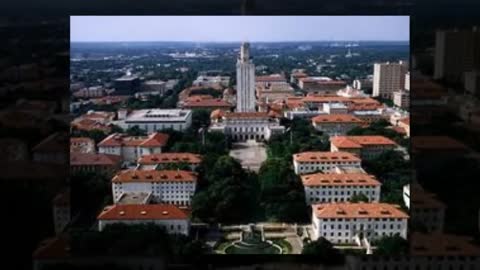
[{"xmin": 125, "ymin": 109, "xmax": 192, "ymax": 122}]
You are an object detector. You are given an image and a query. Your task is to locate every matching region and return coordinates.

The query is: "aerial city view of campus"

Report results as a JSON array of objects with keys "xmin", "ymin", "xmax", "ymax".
[{"xmin": 31, "ymin": 16, "xmax": 413, "ymax": 269}]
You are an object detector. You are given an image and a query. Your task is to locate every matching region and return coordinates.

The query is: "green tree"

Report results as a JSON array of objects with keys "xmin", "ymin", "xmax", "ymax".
[
  {"xmin": 373, "ymin": 234, "xmax": 409, "ymax": 256},
  {"xmin": 126, "ymin": 126, "xmax": 146, "ymax": 136},
  {"xmin": 191, "ymin": 156, "xmax": 259, "ymax": 223},
  {"xmin": 350, "ymin": 193, "xmax": 369, "ymax": 203},
  {"xmin": 258, "ymin": 158, "xmax": 309, "ymax": 222},
  {"xmin": 302, "ymin": 237, "xmax": 345, "ymax": 265}
]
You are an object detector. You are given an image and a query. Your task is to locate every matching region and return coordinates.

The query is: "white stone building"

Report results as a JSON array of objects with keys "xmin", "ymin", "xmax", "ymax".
[
  {"xmin": 98, "ymin": 132, "xmax": 169, "ymax": 163},
  {"xmin": 311, "ymin": 114, "xmax": 363, "ymax": 136},
  {"xmin": 209, "ymin": 111, "xmax": 285, "ymax": 141},
  {"xmin": 347, "ymin": 232, "xmax": 480, "ymax": 270},
  {"xmin": 464, "ymin": 70, "xmax": 480, "ymax": 98},
  {"xmin": 373, "ymin": 61, "xmax": 408, "ymax": 99},
  {"xmin": 112, "ymin": 169, "xmax": 197, "ymax": 207},
  {"xmin": 311, "ymin": 202, "xmax": 409, "ymax": 244},
  {"xmin": 52, "ymin": 190, "xmax": 70, "ymax": 235},
  {"xmin": 406, "ymin": 183, "xmax": 446, "ymax": 232},
  {"xmin": 193, "ymin": 75, "xmax": 230, "ymax": 88},
  {"xmin": 330, "ymin": 135, "xmax": 398, "ymax": 160},
  {"xmin": 393, "ymin": 89, "xmax": 410, "ymax": 109},
  {"xmin": 236, "ymin": 42, "xmax": 256, "ymax": 112},
  {"xmin": 70, "ymin": 137, "xmax": 96, "ymax": 154},
  {"xmin": 97, "ymin": 204, "xmax": 190, "ymax": 235},
  {"xmin": 434, "ymin": 27, "xmax": 480, "ymax": 82},
  {"xmin": 302, "ymin": 173, "xmax": 381, "ymax": 204},
  {"xmin": 293, "ymin": 151, "xmax": 362, "ymax": 175},
  {"xmin": 136, "ymin": 152, "xmax": 202, "ymax": 171},
  {"xmin": 116, "ymin": 109, "xmax": 192, "ymax": 133}
]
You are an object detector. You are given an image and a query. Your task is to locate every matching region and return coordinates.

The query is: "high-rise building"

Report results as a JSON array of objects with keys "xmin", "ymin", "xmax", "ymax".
[
  {"xmin": 236, "ymin": 42, "xmax": 256, "ymax": 112},
  {"xmin": 434, "ymin": 27, "xmax": 480, "ymax": 82},
  {"xmin": 372, "ymin": 61, "xmax": 408, "ymax": 99},
  {"xmin": 464, "ymin": 70, "xmax": 480, "ymax": 98}
]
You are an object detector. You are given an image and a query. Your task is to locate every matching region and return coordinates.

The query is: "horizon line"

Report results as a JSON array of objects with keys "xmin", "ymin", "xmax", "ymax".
[{"xmin": 71, "ymin": 40, "xmax": 409, "ymax": 43}]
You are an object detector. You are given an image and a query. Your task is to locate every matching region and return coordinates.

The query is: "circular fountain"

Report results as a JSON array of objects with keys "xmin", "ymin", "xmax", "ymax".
[{"xmin": 222, "ymin": 224, "xmax": 283, "ymax": 254}]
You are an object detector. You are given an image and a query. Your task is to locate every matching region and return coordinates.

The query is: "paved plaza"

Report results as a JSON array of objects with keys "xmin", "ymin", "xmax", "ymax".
[{"xmin": 229, "ymin": 140, "xmax": 267, "ymax": 172}]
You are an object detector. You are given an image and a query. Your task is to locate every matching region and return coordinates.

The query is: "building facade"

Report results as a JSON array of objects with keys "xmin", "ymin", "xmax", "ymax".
[
  {"xmin": 311, "ymin": 114, "xmax": 363, "ymax": 136},
  {"xmin": 137, "ymin": 152, "xmax": 202, "ymax": 171},
  {"xmin": 52, "ymin": 190, "xmax": 70, "ymax": 235},
  {"xmin": 293, "ymin": 151, "xmax": 362, "ymax": 175},
  {"xmin": 70, "ymin": 137, "xmax": 96, "ymax": 154},
  {"xmin": 98, "ymin": 132, "xmax": 169, "ymax": 163},
  {"xmin": 373, "ymin": 61, "xmax": 408, "ymax": 99},
  {"xmin": 302, "ymin": 173, "xmax": 381, "ymax": 204},
  {"xmin": 298, "ymin": 77, "xmax": 347, "ymax": 94},
  {"xmin": 393, "ymin": 89, "xmax": 410, "ymax": 109},
  {"xmin": 311, "ymin": 202, "xmax": 409, "ymax": 244},
  {"xmin": 434, "ymin": 27, "xmax": 480, "ymax": 82},
  {"xmin": 111, "ymin": 169, "xmax": 197, "ymax": 207},
  {"xmin": 117, "ymin": 109, "xmax": 192, "ymax": 133},
  {"xmin": 97, "ymin": 204, "xmax": 190, "ymax": 235},
  {"xmin": 330, "ymin": 135, "xmax": 398, "ymax": 160},
  {"xmin": 209, "ymin": 112, "xmax": 285, "ymax": 141},
  {"xmin": 70, "ymin": 152, "xmax": 122, "ymax": 176},
  {"xmin": 407, "ymin": 183, "xmax": 446, "ymax": 232},
  {"xmin": 236, "ymin": 42, "xmax": 256, "ymax": 112}
]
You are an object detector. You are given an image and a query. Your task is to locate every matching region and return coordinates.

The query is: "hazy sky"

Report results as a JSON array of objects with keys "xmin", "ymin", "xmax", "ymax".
[{"xmin": 71, "ymin": 16, "xmax": 409, "ymax": 42}]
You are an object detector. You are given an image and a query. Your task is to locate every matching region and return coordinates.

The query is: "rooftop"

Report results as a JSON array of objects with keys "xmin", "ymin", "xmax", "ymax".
[
  {"xmin": 125, "ymin": 109, "xmax": 192, "ymax": 122},
  {"xmin": 411, "ymin": 232, "xmax": 480, "ymax": 256},
  {"xmin": 183, "ymin": 98, "xmax": 233, "ymax": 108},
  {"xmin": 98, "ymin": 132, "xmax": 169, "ymax": 148},
  {"xmin": 412, "ymin": 136, "xmax": 469, "ymax": 152},
  {"xmin": 410, "ymin": 183, "xmax": 446, "ymax": 209},
  {"xmin": 312, "ymin": 114, "xmax": 363, "ymax": 124},
  {"xmin": 33, "ymin": 132, "xmax": 68, "ymax": 153},
  {"xmin": 312, "ymin": 202, "xmax": 409, "ymax": 219},
  {"xmin": 112, "ymin": 169, "xmax": 197, "ymax": 183},
  {"xmin": 293, "ymin": 151, "xmax": 361, "ymax": 163},
  {"xmin": 117, "ymin": 192, "xmax": 151, "ymax": 205},
  {"xmin": 98, "ymin": 204, "xmax": 188, "ymax": 220},
  {"xmin": 331, "ymin": 136, "xmax": 397, "ymax": 149},
  {"xmin": 138, "ymin": 152, "xmax": 202, "ymax": 165},
  {"xmin": 224, "ymin": 112, "xmax": 270, "ymax": 119},
  {"xmin": 301, "ymin": 173, "xmax": 381, "ymax": 187},
  {"xmin": 70, "ymin": 153, "xmax": 121, "ymax": 166}
]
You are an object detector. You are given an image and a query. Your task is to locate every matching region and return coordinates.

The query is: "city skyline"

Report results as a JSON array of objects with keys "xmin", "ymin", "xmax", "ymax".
[{"xmin": 70, "ymin": 16, "xmax": 409, "ymax": 42}]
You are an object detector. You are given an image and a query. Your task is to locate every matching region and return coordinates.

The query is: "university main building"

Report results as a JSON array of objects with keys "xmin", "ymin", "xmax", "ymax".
[{"xmin": 209, "ymin": 42, "xmax": 285, "ymax": 141}]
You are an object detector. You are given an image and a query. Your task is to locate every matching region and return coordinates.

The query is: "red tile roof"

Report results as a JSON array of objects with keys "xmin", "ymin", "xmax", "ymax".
[
  {"xmin": 312, "ymin": 114, "xmax": 363, "ymax": 124},
  {"xmin": 223, "ymin": 112, "xmax": 270, "ymax": 119},
  {"xmin": 411, "ymin": 136, "xmax": 469, "ymax": 151},
  {"xmin": 210, "ymin": 109, "xmax": 226, "ymax": 119},
  {"xmin": 70, "ymin": 153, "xmax": 121, "ymax": 166},
  {"xmin": 138, "ymin": 152, "xmax": 202, "ymax": 165},
  {"xmin": 411, "ymin": 232, "xmax": 480, "ymax": 256},
  {"xmin": 256, "ymin": 74, "xmax": 287, "ymax": 82},
  {"xmin": 98, "ymin": 132, "xmax": 169, "ymax": 148},
  {"xmin": 71, "ymin": 118, "xmax": 111, "ymax": 133},
  {"xmin": 112, "ymin": 169, "xmax": 197, "ymax": 183},
  {"xmin": 98, "ymin": 204, "xmax": 188, "ymax": 220},
  {"xmin": 302, "ymin": 173, "xmax": 381, "ymax": 187},
  {"xmin": 410, "ymin": 183, "xmax": 445, "ymax": 209},
  {"xmin": 183, "ymin": 98, "xmax": 233, "ymax": 108},
  {"xmin": 32, "ymin": 235, "xmax": 70, "ymax": 260},
  {"xmin": 312, "ymin": 202, "xmax": 409, "ymax": 219},
  {"xmin": 33, "ymin": 132, "xmax": 69, "ymax": 153},
  {"xmin": 399, "ymin": 117, "xmax": 410, "ymax": 126},
  {"xmin": 331, "ymin": 136, "xmax": 397, "ymax": 149},
  {"xmin": 293, "ymin": 151, "xmax": 361, "ymax": 163}
]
